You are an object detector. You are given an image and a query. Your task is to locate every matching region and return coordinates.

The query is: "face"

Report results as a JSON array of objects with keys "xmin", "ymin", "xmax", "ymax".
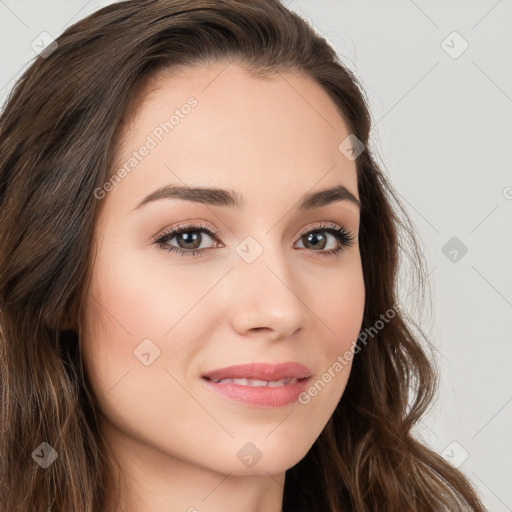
[{"xmin": 80, "ymin": 62, "xmax": 365, "ymax": 481}]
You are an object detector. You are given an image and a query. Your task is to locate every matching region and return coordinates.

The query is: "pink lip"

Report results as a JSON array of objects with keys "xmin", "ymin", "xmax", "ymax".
[
  {"xmin": 201, "ymin": 361, "xmax": 312, "ymax": 381},
  {"xmin": 201, "ymin": 362, "xmax": 312, "ymax": 408}
]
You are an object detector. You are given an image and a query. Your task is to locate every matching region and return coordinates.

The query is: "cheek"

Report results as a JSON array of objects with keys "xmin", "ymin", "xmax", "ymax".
[
  {"xmin": 315, "ymin": 257, "xmax": 365, "ymax": 353},
  {"xmin": 79, "ymin": 253, "xmax": 208, "ymax": 436},
  {"xmin": 84, "ymin": 247, "xmax": 216, "ymax": 341},
  {"xmin": 80, "ymin": 249, "xmax": 163, "ymax": 399},
  {"xmin": 305, "ymin": 258, "xmax": 365, "ymax": 402},
  {"xmin": 80, "ymin": 245, "xmax": 226, "ymax": 394}
]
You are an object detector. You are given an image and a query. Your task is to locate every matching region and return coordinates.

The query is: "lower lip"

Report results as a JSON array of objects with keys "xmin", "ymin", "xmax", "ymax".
[{"xmin": 201, "ymin": 377, "xmax": 311, "ymax": 407}]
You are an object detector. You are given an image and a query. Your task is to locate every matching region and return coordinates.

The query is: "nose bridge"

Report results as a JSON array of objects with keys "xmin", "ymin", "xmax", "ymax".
[{"xmin": 228, "ymin": 231, "xmax": 308, "ymax": 338}]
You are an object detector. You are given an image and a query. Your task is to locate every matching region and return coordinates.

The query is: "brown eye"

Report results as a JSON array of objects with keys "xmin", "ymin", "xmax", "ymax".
[
  {"xmin": 300, "ymin": 231, "xmax": 330, "ymax": 250},
  {"xmin": 153, "ymin": 222, "xmax": 355, "ymax": 259},
  {"xmin": 170, "ymin": 230, "xmax": 205, "ymax": 250},
  {"xmin": 153, "ymin": 223, "xmax": 220, "ymax": 257},
  {"xmin": 295, "ymin": 225, "xmax": 355, "ymax": 259}
]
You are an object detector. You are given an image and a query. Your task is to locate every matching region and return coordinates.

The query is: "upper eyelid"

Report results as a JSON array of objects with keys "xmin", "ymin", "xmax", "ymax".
[
  {"xmin": 153, "ymin": 222, "xmax": 353, "ymax": 249},
  {"xmin": 155, "ymin": 221, "xmax": 349, "ymax": 240},
  {"xmin": 152, "ymin": 222, "xmax": 220, "ymax": 244}
]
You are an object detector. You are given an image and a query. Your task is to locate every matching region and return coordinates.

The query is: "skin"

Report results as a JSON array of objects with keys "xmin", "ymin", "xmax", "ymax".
[{"xmin": 79, "ymin": 61, "xmax": 365, "ymax": 512}]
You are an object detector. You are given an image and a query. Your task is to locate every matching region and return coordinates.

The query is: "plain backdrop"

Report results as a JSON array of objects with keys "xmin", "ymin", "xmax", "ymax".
[{"xmin": 1, "ymin": 1, "xmax": 511, "ymax": 510}]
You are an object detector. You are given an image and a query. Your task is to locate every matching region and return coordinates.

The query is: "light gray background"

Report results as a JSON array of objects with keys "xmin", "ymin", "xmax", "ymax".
[{"xmin": 1, "ymin": 1, "xmax": 511, "ymax": 510}]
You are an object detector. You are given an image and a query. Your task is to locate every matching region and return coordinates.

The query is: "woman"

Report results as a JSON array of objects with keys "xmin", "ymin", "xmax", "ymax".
[{"xmin": 0, "ymin": 0, "xmax": 486, "ymax": 510}]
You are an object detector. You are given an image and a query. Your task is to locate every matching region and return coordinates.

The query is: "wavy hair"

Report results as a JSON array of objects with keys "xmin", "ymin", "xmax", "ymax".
[{"xmin": 0, "ymin": 0, "xmax": 486, "ymax": 510}]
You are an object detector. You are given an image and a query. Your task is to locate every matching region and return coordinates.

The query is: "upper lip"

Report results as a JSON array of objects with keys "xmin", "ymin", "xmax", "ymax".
[{"xmin": 202, "ymin": 362, "xmax": 312, "ymax": 381}]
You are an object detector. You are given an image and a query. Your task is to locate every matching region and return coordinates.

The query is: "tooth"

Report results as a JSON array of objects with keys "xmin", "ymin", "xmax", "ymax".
[
  {"xmin": 247, "ymin": 379, "xmax": 268, "ymax": 386},
  {"xmin": 211, "ymin": 377, "xmax": 298, "ymax": 386},
  {"xmin": 234, "ymin": 378, "xmax": 267, "ymax": 386}
]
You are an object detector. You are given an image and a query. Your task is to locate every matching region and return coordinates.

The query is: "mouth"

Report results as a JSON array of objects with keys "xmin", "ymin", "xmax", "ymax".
[
  {"xmin": 200, "ymin": 362, "xmax": 312, "ymax": 407},
  {"xmin": 201, "ymin": 361, "xmax": 312, "ymax": 381},
  {"xmin": 203, "ymin": 376, "xmax": 303, "ymax": 386}
]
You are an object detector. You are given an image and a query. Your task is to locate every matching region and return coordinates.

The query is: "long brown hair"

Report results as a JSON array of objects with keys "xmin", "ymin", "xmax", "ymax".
[{"xmin": 0, "ymin": 1, "xmax": 486, "ymax": 510}]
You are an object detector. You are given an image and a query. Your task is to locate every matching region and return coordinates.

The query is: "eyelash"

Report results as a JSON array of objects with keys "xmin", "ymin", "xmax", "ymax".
[{"xmin": 152, "ymin": 221, "xmax": 356, "ymax": 260}]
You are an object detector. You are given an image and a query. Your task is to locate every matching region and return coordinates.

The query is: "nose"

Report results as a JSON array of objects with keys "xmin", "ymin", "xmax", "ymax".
[{"xmin": 227, "ymin": 244, "xmax": 309, "ymax": 341}]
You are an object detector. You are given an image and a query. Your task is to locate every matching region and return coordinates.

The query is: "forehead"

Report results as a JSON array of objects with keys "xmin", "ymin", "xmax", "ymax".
[{"xmin": 107, "ymin": 62, "xmax": 358, "ymax": 216}]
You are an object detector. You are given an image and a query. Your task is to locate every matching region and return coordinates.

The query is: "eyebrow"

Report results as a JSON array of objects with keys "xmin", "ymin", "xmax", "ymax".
[{"xmin": 132, "ymin": 183, "xmax": 360, "ymax": 212}]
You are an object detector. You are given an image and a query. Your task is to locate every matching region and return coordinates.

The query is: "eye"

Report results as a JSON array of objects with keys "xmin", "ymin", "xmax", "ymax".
[
  {"xmin": 152, "ymin": 221, "xmax": 356, "ymax": 258},
  {"xmin": 295, "ymin": 222, "xmax": 356, "ymax": 260},
  {"xmin": 153, "ymin": 221, "xmax": 221, "ymax": 257}
]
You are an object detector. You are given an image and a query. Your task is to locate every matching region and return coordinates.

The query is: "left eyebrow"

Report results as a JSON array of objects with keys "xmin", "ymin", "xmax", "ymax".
[{"xmin": 131, "ymin": 183, "xmax": 360, "ymax": 212}]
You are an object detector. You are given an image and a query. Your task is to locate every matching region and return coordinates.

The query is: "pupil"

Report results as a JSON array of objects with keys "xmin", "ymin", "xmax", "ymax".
[
  {"xmin": 306, "ymin": 232, "xmax": 326, "ymax": 249},
  {"xmin": 179, "ymin": 231, "xmax": 200, "ymax": 249}
]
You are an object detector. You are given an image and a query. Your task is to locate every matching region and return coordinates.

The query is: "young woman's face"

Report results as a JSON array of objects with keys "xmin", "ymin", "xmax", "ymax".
[{"xmin": 81, "ymin": 62, "xmax": 365, "ymax": 480}]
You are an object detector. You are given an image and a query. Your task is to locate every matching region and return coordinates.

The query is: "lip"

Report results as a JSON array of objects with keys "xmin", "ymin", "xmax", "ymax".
[
  {"xmin": 201, "ymin": 362, "xmax": 312, "ymax": 408},
  {"xmin": 201, "ymin": 361, "xmax": 312, "ymax": 381}
]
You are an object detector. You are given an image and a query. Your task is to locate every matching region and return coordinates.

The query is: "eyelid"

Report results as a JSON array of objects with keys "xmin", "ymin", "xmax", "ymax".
[
  {"xmin": 296, "ymin": 221, "xmax": 344, "ymax": 238},
  {"xmin": 150, "ymin": 220, "xmax": 220, "ymax": 245},
  {"xmin": 152, "ymin": 220, "xmax": 357, "ymax": 258},
  {"xmin": 152, "ymin": 220, "xmax": 351, "ymax": 243}
]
